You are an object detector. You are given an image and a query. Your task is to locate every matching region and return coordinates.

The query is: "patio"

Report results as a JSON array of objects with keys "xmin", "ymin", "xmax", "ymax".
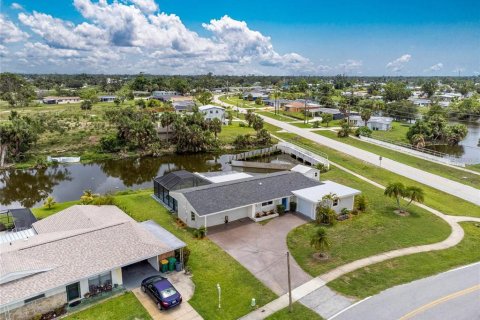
[{"xmin": 208, "ymin": 213, "xmax": 312, "ymax": 295}]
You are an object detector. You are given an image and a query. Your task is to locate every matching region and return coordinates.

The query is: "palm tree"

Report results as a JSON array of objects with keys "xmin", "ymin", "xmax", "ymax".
[
  {"xmin": 384, "ymin": 182, "xmax": 406, "ymax": 211},
  {"xmin": 209, "ymin": 118, "xmax": 222, "ymax": 140},
  {"xmin": 310, "ymin": 227, "xmax": 330, "ymax": 258},
  {"xmin": 160, "ymin": 112, "xmax": 175, "ymax": 141},
  {"xmin": 321, "ymin": 193, "xmax": 338, "ymax": 208},
  {"xmin": 360, "ymin": 109, "xmax": 372, "ymax": 126},
  {"xmin": 80, "ymin": 189, "xmax": 95, "ymax": 205},
  {"xmin": 404, "ymin": 186, "xmax": 425, "ymax": 207},
  {"xmin": 43, "ymin": 196, "xmax": 56, "ymax": 210}
]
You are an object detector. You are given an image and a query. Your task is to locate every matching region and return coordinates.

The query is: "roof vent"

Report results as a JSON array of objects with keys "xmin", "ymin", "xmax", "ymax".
[{"xmin": 259, "ymin": 182, "xmax": 263, "ymax": 185}]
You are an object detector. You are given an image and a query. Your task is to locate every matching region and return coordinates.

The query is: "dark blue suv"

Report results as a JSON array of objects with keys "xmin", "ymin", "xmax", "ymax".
[{"xmin": 141, "ymin": 276, "xmax": 182, "ymax": 310}]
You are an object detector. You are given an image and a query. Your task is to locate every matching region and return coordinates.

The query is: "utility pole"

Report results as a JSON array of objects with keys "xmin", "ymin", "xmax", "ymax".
[{"xmin": 287, "ymin": 251, "xmax": 292, "ymax": 312}]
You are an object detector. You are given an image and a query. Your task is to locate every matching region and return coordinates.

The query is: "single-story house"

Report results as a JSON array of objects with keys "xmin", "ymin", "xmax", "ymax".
[
  {"xmin": 292, "ymin": 180, "xmax": 362, "ymax": 217},
  {"xmin": 409, "ymin": 98, "xmax": 431, "ymax": 107},
  {"xmin": 152, "ymin": 91, "xmax": 178, "ymax": 101},
  {"xmin": 154, "ymin": 170, "xmax": 212, "ymax": 211},
  {"xmin": 349, "ymin": 115, "xmax": 393, "ymax": 131},
  {"xmin": 99, "ymin": 95, "xmax": 116, "ymax": 102},
  {"xmin": 318, "ymin": 108, "xmax": 344, "ymax": 120},
  {"xmin": 283, "ymin": 101, "xmax": 322, "ymax": 113},
  {"xmin": 0, "ymin": 205, "xmax": 185, "ymax": 320},
  {"xmin": 42, "ymin": 96, "xmax": 80, "ymax": 104},
  {"xmin": 173, "ymin": 100, "xmax": 195, "ymax": 113},
  {"xmin": 263, "ymin": 99, "xmax": 291, "ymax": 107},
  {"xmin": 198, "ymin": 105, "xmax": 226, "ymax": 123},
  {"xmin": 242, "ymin": 92, "xmax": 269, "ymax": 101},
  {"xmin": 169, "ymin": 171, "xmax": 360, "ymax": 228}
]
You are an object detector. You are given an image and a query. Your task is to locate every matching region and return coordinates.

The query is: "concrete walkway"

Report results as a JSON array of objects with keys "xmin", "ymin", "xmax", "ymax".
[{"xmin": 208, "ymin": 214, "xmax": 312, "ymax": 295}]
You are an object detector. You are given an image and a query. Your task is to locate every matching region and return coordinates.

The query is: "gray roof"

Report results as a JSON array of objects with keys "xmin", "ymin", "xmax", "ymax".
[{"xmin": 171, "ymin": 171, "xmax": 321, "ymax": 216}]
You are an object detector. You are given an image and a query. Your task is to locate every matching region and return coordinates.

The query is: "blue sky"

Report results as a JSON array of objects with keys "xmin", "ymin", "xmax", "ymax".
[{"xmin": 1, "ymin": 0, "xmax": 479, "ymax": 75}]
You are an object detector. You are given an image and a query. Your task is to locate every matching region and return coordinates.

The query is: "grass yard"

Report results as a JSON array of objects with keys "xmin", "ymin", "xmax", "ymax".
[
  {"xmin": 33, "ymin": 190, "xmax": 277, "ymax": 320},
  {"xmin": 370, "ymin": 121, "xmax": 411, "ymax": 143},
  {"xmin": 467, "ymin": 163, "xmax": 480, "ymax": 173},
  {"xmin": 218, "ymin": 123, "xmax": 256, "ymax": 144},
  {"xmin": 287, "ymin": 167, "xmax": 451, "ymax": 277},
  {"xmin": 269, "ymin": 130, "xmax": 480, "ymax": 217},
  {"xmin": 256, "ymin": 111, "xmax": 297, "ymax": 122},
  {"xmin": 314, "ymin": 130, "xmax": 480, "ymax": 189},
  {"xmin": 265, "ymin": 302, "xmax": 323, "ymax": 320},
  {"xmin": 64, "ymin": 292, "xmax": 151, "ymax": 320},
  {"xmin": 328, "ymin": 222, "xmax": 480, "ymax": 298},
  {"xmin": 219, "ymin": 95, "xmax": 257, "ymax": 108}
]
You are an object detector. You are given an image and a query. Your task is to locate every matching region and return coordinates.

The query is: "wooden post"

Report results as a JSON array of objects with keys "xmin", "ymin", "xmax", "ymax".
[{"xmin": 287, "ymin": 252, "xmax": 292, "ymax": 312}]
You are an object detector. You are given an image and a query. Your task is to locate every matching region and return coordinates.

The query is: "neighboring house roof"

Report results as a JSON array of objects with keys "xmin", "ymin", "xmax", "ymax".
[
  {"xmin": 318, "ymin": 108, "xmax": 342, "ymax": 114},
  {"xmin": 43, "ymin": 96, "xmax": 80, "ymax": 100},
  {"xmin": 0, "ymin": 208, "xmax": 37, "ymax": 231},
  {"xmin": 292, "ymin": 180, "xmax": 361, "ymax": 203},
  {"xmin": 0, "ymin": 205, "xmax": 184, "ymax": 307},
  {"xmin": 171, "ymin": 171, "xmax": 321, "ymax": 216},
  {"xmin": 154, "ymin": 170, "xmax": 211, "ymax": 191},
  {"xmin": 199, "ymin": 105, "xmax": 225, "ymax": 111}
]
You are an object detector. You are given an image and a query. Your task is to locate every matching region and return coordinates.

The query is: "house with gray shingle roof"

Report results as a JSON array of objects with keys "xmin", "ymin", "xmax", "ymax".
[
  {"xmin": 169, "ymin": 171, "xmax": 361, "ymax": 228},
  {"xmin": 0, "ymin": 205, "xmax": 185, "ymax": 319}
]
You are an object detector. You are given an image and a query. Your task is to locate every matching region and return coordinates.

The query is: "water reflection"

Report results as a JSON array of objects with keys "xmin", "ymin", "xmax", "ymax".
[
  {"xmin": 0, "ymin": 153, "xmax": 233, "ymax": 210},
  {"xmin": 0, "ymin": 166, "xmax": 71, "ymax": 208}
]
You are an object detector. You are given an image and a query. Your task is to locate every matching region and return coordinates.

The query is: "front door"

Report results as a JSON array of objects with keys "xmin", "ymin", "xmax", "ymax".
[
  {"xmin": 282, "ymin": 198, "xmax": 288, "ymax": 209},
  {"xmin": 66, "ymin": 282, "xmax": 81, "ymax": 301}
]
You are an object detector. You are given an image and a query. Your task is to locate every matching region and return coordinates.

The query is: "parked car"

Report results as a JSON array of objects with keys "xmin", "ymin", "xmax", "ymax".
[{"xmin": 141, "ymin": 276, "xmax": 182, "ymax": 310}]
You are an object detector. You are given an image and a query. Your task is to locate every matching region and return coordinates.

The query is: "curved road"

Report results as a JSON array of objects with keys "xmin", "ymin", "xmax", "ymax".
[
  {"xmin": 332, "ymin": 262, "xmax": 480, "ymax": 320},
  {"xmin": 214, "ymin": 95, "xmax": 480, "ymax": 206}
]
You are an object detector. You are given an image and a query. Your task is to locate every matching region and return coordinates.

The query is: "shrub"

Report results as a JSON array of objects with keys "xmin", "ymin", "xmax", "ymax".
[
  {"xmin": 355, "ymin": 126, "xmax": 372, "ymax": 137},
  {"xmin": 354, "ymin": 194, "xmax": 368, "ymax": 212},
  {"xmin": 276, "ymin": 204, "xmax": 285, "ymax": 215},
  {"xmin": 316, "ymin": 163, "xmax": 329, "ymax": 173},
  {"xmin": 289, "ymin": 201, "xmax": 297, "ymax": 212},
  {"xmin": 92, "ymin": 193, "xmax": 115, "ymax": 205},
  {"xmin": 197, "ymin": 226, "xmax": 206, "ymax": 238},
  {"xmin": 316, "ymin": 205, "xmax": 337, "ymax": 225},
  {"xmin": 239, "ymin": 122, "xmax": 246, "ymax": 127},
  {"xmin": 312, "ymin": 120, "xmax": 320, "ymax": 128},
  {"xmin": 341, "ymin": 208, "xmax": 350, "ymax": 215},
  {"xmin": 183, "ymin": 247, "xmax": 191, "ymax": 266},
  {"xmin": 100, "ymin": 135, "xmax": 121, "ymax": 152}
]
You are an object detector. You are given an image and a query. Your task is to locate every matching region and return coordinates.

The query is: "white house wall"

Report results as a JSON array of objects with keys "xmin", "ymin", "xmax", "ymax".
[
  {"xmin": 297, "ymin": 198, "xmax": 316, "ymax": 219},
  {"xmin": 332, "ymin": 196, "xmax": 355, "ymax": 213},
  {"xmin": 204, "ymin": 206, "xmax": 250, "ymax": 227}
]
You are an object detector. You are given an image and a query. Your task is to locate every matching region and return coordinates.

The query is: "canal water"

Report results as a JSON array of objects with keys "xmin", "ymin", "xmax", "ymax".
[
  {"xmin": 426, "ymin": 122, "xmax": 480, "ymax": 164},
  {"xmin": 0, "ymin": 153, "xmax": 298, "ymax": 210}
]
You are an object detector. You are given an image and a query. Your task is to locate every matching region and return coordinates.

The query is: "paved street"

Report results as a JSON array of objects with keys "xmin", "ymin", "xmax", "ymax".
[
  {"xmin": 332, "ymin": 262, "xmax": 480, "ymax": 320},
  {"xmin": 208, "ymin": 213, "xmax": 312, "ymax": 295},
  {"xmin": 214, "ymin": 95, "xmax": 480, "ymax": 206}
]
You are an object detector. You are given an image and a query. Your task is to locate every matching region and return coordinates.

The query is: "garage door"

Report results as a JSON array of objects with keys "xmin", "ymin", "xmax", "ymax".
[{"xmin": 297, "ymin": 198, "xmax": 314, "ymax": 219}]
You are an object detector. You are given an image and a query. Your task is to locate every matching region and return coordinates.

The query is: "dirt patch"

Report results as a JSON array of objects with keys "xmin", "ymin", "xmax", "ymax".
[{"xmin": 394, "ymin": 209, "xmax": 410, "ymax": 217}]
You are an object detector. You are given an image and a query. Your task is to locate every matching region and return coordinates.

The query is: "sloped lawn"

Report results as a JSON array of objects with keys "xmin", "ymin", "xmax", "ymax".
[{"xmin": 287, "ymin": 167, "xmax": 451, "ymax": 277}]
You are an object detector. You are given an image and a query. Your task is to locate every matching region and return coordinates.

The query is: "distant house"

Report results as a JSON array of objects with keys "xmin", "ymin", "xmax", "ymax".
[
  {"xmin": 99, "ymin": 95, "xmax": 116, "ymax": 102},
  {"xmin": 152, "ymin": 91, "xmax": 178, "ymax": 101},
  {"xmin": 318, "ymin": 108, "xmax": 344, "ymax": 120},
  {"xmin": 349, "ymin": 115, "xmax": 393, "ymax": 131},
  {"xmin": 242, "ymin": 92, "xmax": 269, "ymax": 101},
  {"xmin": 0, "ymin": 205, "xmax": 186, "ymax": 319},
  {"xmin": 263, "ymin": 98, "xmax": 290, "ymax": 107},
  {"xmin": 42, "ymin": 96, "xmax": 81, "ymax": 104},
  {"xmin": 173, "ymin": 100, "xmax": 195, "ymax": 113},
  {"xmin": 283, "ymin": 100, "xmax": 322, "ymax": 113},
  {"xmin": 409, "ymin": 98, "xmax": 431, "ymax": 107},
  {"xmin": 199, "ymin": 105, "xmax": 226, "ymax": 123},
  {"xmin": 169, "ymin": 171, "xmax": 360, "ymax": 228}
]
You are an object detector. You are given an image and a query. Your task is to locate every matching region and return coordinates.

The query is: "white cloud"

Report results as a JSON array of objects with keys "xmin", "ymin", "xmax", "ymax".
[
  {"xmin": 426, "ymin": 62, "xmax": 443, "ymax": 72},
  {"xmin": 129, "ymin": 0, "xmax": 158, "ymax": 13},
  {"xmin": 338, "ymin": 59, "xmax": 362, "ymax": 72},
  {"xmin": 0, "ymin": 14, "xmax": 29, "ymax": 43},
  {"xmin": 11, "ymin": 2, "xmax": 24, "ymax": 10},
  {"xmin": 386, "ymin": 54, "xmax": 411, "ymax": 72}
]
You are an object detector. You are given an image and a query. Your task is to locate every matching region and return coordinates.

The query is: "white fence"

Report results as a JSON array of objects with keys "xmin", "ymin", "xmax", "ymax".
[
  {"xmin": 358, "ymin": 136, "xmax": 466, "ymax": 167},
  {"xmin": 277, "ymin": 141, "xmax": 330, "ymax": 169}
]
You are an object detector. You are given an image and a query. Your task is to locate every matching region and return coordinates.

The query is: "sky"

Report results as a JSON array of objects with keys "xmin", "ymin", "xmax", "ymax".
[{"xmin": 0, "ymin": 0, "xmax": 479, "ymax": 75}]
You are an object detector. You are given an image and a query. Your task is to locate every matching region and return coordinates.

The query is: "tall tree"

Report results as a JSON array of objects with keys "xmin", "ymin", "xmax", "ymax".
[
  {"xmin": 421, "ymin": 80, "xmax": 438, "ymax": 98},
  {"xmin": 0, "ymin": 73, "xmax": 36, "ymax": 108},
  {"xmin": 360, "ymin": 109, "xmax": 372, "ymax": 126},
  {"xmin": 383, "ymin": 81, "xmax": 411, "ymax": 102},
  {"xmin": 209, "ymin": 118, "xmax": 222, "ymax": 139},
  {"xmin": 384, "ymin": 182, "xmax": 406, "ymax": 211},
  {"xmin": 404, "ymin": 186, "xmax": 425, "ymax": 207}
]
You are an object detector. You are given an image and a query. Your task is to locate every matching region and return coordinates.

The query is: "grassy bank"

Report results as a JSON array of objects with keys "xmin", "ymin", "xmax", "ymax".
[
  {"xmin": 265, "ymin": 302, "xmax": 323, "ymax": 320},
  {"xmin": 266, "ymin": 126, "xmax": 480, "ymax": 217},
  {"xmin": 65, "ymin": 292, "xmax": 150, "ymax": 320},
  {"xmin": 370, "ymin": 121, "xmax": 411, "ymax": 143},
  {"xmin": 328, "ymin": 222, "xmax": 480, "ymax": 298},
  {"xmin": 33, "ymin": 190, "xmax": 277, "ymax": 320},
  {"xmin": 287, "ymin": 167, "xmax": 451, "ymax": 277},
  {"xmin": 314, "ymin": 130, "xmax": 480, "ymax": 189}
]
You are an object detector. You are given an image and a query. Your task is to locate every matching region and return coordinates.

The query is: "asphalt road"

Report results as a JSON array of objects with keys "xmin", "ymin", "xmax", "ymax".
[{"xmin": 331, "ymin": 262, "xmax": 480, "ymax": 320}]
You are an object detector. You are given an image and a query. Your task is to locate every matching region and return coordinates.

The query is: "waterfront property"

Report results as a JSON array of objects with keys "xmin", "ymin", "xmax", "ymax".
[
  {"xmin": 0, "ymin": 205, "xmax": 185, "ymax": 320},
  {"xmin": 198, "ymin": 104, "xmax": 226, "ymax": 123},
  {"xmin": 169, "ymin": 170, "xmax": 360, "ymax": 228},
  {"xmin": 42, "ymin": 96, "xmax": 81, "ymax": 104},
  {"xmin": 349, "ymin": 115, "xmax": 393, "ymax": 131}
]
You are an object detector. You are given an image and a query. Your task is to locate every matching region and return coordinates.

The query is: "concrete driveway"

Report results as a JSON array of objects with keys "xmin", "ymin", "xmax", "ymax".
[{"xmin": 208, "ymin": 213, "xmax": 312, "ymax": 295}]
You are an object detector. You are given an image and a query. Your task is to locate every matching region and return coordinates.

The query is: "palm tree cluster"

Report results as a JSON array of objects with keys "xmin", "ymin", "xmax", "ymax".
[{"xmin": 384, "ymin": 182, "xmax": 425, "ymax": 213}]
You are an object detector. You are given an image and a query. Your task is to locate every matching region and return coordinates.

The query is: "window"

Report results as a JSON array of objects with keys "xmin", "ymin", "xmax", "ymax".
[
  {"xmin": 66, "ymin": 282, "xmax": 80, "ymax": 301},
  {"xmin": 88, "ymin": 272, "xmax": 112, "ymax": 289},
  {"xmin": 332, "ymin": 199, "xmax": 339, "ymax": 206},
  {"xmin": 24, "ymin": 294, "xmax": 45, "ymax": 304},
  {"xmin": 261, "ymin": 201, "xmax": 273, "ymax": 206},
  {"xmin": 209, "ymin": 110, "xmax": 213, "ymax": 114},
  {"xmin": 215, "ymin": 110, "xmax": 219, "ymax": 114},
  {"xmin": 191, "ymin": 211, "xmax": 196, "ymax": 221}
]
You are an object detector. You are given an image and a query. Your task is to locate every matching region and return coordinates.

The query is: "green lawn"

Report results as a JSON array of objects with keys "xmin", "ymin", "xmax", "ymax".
[
  {"xmin": 64, "ymin": 292, "xmax": 151, "ymax": 320},
  {"xmin": 290, "ymin": 122, "xmax": 315, "ymax": 128},
  {"xmin": 468, "ymin": 163, "xmax": 480, "ymax": 173},
  {"xmin": 33, "ymin": 190, "xmax": 277, "ymax": 320},
  {"xmin": 269, "ymin": 130, "xmax": 480, "ymax": 218},
  {"xmin": 256, "ymin": 111, "xmax": 297, "ymax": 122},
  {"xmin": 370, "ymin": 122, "xmax": 411, "ymax": 143},
  {"xmin": 219, "ymin": 95, "xmax": 257, "ymax": 108},
  {"xmin": 328, "ymin": 222, "xmax": 480, "ymax": 298},
  {"xmin": 218, "ymin": 123, "xmax": 256, "ymax": 144},
  {"xmin": 265, "ymin": 302, "xmax": 323, "ymax": 320},
  {"xmin": 314, "ymin": 130, "xmax": 480, "ymax": 189},
  {"xmin": 287, "ymin": 167, "xmax": 451, "ymax": 277}
]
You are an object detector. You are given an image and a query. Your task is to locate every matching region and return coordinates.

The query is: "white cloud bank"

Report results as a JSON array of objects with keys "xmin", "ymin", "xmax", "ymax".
[
  {"xmin": 426, "ymin": 62, "xmax": 443, "ymax": 72},
  {"xmin": 5, "ymin": 0, "xmax": 324, "ymax": 74},
  {"xmin": 386, "ymin": 54, "xmax": 411, "ymax": 72}
]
